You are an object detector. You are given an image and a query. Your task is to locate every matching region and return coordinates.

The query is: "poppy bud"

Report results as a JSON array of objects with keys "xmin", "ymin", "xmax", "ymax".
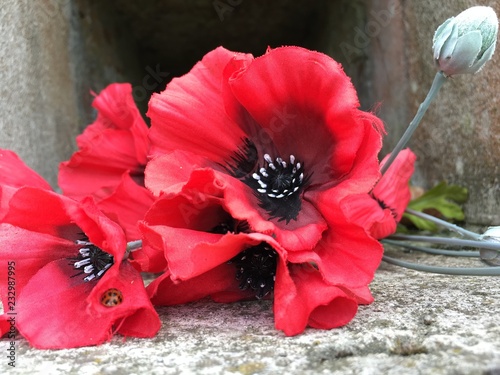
[
  {"xmin": 433, "ymin": 6, "xmax": 498, "ymax": 76},
  {"xmin": 479, "ymin": 226, "xmax": 500, "ymax": 242}
]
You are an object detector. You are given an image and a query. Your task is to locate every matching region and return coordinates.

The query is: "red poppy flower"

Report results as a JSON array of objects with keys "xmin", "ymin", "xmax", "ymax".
[
  {"xmin": 0, "ymin": 187, "xmax": 160, "ymax": 349},
  {"xmin": 146, "ymin": 46, "xmax": 384, "ymax": 273},
  {"xmin": 341, "ymin": 149, "xmax": 416, "ymax": 239},
  {"xmin": 0, "ymin": 149, "xmax": 51, "ymax": 219},
  {"xmin": 58, "ymin": 83, "xmax": 154, "ymax": 240},
  {"xmin": 140, "ymin": 188, "xmax": 374, "ymax": 335},
  {"xmin": 141, "ymin": 169, "xmax": 381, "ymax": 331}
]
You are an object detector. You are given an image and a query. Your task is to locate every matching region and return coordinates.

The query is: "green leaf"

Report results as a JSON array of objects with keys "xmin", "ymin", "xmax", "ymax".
[{"xmin": 403, "ymin": 181, "xmax": 468, "ymax": 231}]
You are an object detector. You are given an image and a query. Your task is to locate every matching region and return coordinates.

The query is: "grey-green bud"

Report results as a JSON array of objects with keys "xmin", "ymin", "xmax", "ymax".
[{"xmin": 433, "ymin": 6, "xmax": 498, "ymax": 76}]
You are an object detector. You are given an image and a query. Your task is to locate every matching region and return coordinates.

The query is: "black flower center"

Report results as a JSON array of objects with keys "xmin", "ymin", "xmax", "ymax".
[
  {"xmin": 229, "ymin": 242, "xmax": 278, "ymax": 300},
  {"xmin": 68, "ymin": 237, "xmax": 114, "ymax": 282},
  {"xmin": 225, "ymin": 138, "xmax": 258, "ymax": 178},
  {"xmin": 246, "ymin": 154, "xmax": 309, "ymax": 223}
]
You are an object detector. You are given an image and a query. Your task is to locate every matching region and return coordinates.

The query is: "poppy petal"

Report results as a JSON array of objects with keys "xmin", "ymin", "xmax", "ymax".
[
  {"xmin": 341, "ymin": 193, "xmax": 397, "ymax": 239},
  {"xmin": 87, "ymin": 261, "xmax": 161, "ymax": 339},
  {"xmin": 228, "ymin": 46, "xmax": 383, "ymax": 185},
  {"xmin": 96, "ymin": 173, "xmax": 155, "ymax": 241},
  {"xmin": 0, "ymin": 149, "xmax": 51, "ymax": 190},
  {"xmin": 148, "ymin": 47, "xmax": 251, "ymax": 164},
  {"xmin": 147, "ymin": 264, "xmax": 249, "ymax": 305},
  {"xmin": 59, "ymin": 83, "xmax": 148, "ymax": 200},
  {"xmin": 374, "ymin": 149, "xmax": 416, "ymax": 221},
  {"xmin": 0, "ymin": 224, "xmax": 76, "ymax": 293},
  {"xmin": 16, "ymin": 260, "xmax": 109, "ymax": 349},
  {"xmin": 274, "ymin": 263, "xmax": 358, "ymax": 336}
]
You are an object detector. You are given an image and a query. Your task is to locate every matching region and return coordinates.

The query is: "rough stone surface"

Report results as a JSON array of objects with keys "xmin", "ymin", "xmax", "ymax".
[{"xmin": 2, "ymin": 249, "xmax": 499, "ymax": 374}]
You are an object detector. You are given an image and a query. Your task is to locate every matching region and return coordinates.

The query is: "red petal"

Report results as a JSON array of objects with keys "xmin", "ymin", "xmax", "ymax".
[
  {"xmin": 0, "ymin": 149, "xmax": 51, "ymax": 190},
  {"xmin": 342, "ymin": 285, "xmax": 374, "ymax": 304},
  {"xmin": 147, "ymin": 264, "xmax": 248, "ymax": 305},
  {"xmin": 341, "ymin": 193, "xmax": 397, "ymax": 239},
  {"xmin": 144, "ymin": 151, "xmax": 214, "ymax": 196},
  {"xmin": 374, "ymin": 149, "xmax": 416, "ymax": 221},
  {"xmin": 228, "ymin": 46, "xmax": 383, "ymax": 185},
  {"xmin": 136, "ymin": 223, "xmax": 170, "ymax": 272},
  {"xmin": 274, "ymin": 263, "xmax": 358, "ymax": 336},
  {"xmin": 17, "ymin": 259, "xmax": 159, "ymax": 349},
  {"xmin": 2, "ymin": 188, "xmax": 126, "ymax": 262},
  {"xmin": 87, "ymin": 261, "xmax": 161, "ymax": 339},
  {"xmin": 0, "ymin": 224, "xmax": 75, "ymax": 294},
  {"xmin": 220, "ymin": 172, "xmax": 327, "ymax": 251},
  {"xmin": 59, "ymin": 131, "xmax": 143, "ymax": 200},
  {"xmin": 0, "ymin": 314, "xmax": 12, "ymax": 338},
  {"xmin": 142, "ymin": 191, "xmax": 286, "ymax": 280},
  {"xmin": 91, "ymin": 83, "xmax": 149, "ymax": 162},
  {"xmin": 59, "ymin": 83, "xmax": 148, "ymax": 200},
  {"xmin": 148, "ymin": 47, "xmax": 251, "ymax": 163},
  {"xmin": 96, "ymin": 173, "xmax": 155, "ymax": 241},
  {"xmin": 3, "ymin": 187, "xmax": 76, "ymax": 238},
  {"xmin": 67, "ymin": 196, "xmax": 127, "ymax": 263},
  {"xmin": 145, "ymin": 224, "xmax": 245, "ymax": 280},
  {"xmin": 16, "ymin": 260, "xmax": 109, "ymax": 349},
  {"xmin": 289, "ymin": 204, "xmax": 383, "ymax": 288}
]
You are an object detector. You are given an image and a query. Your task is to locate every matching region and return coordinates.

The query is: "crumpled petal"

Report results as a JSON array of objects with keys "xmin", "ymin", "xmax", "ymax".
[
  {"xmin": 59, "ymin": 83, "xmax": 149, "ymax": 201},
  {"xmin": 274, "ymin": 263, "xmax": 358, "ymax": 336}
]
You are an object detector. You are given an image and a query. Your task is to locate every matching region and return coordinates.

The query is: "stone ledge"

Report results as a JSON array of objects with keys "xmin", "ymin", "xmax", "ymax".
[{"xmin": 2, "ymin": 252, "xmax": 499, "ymax": 375}]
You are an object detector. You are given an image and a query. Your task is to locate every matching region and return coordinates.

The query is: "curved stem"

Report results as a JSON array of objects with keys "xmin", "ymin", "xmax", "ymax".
[
  {"xmin": 388, "ymin": 234, "xmax": 500, "ymax": 252},
  {"xmin": 382, "ymin": 255, "xmax": 500, "ymax": 276},
  {"xmin": 380, "ymin": 71, "xmax": 447, "ymax": 176},
  {"xmin": 404, "ymin": 208, "xmax": 481, "ymax": 240},
  {"xmin": 383, "ymin": 239, "xmax": 480, "ymax": 257}
]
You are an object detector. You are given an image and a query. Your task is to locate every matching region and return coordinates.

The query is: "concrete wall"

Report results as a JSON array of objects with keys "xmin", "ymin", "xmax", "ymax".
[
  {"xmin": 1, "ymin": 0, "xmax": 499, "ymax": 224},
  {"xmin": 367, "ymin": 0, "xmax": 500, "ymax": 225},
  {"xmin": 0, "ymin": 1, "xmax": 79, "ymax": 187}
]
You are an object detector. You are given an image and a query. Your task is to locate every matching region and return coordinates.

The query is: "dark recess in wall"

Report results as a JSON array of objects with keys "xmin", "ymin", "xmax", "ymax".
[{"xmin": 74, "ymin": 0, "xmax": 371, "ymax": 120}]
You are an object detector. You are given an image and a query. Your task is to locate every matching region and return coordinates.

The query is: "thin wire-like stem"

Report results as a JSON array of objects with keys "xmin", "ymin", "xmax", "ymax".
[
  {"xmin": 404, "ymin": 208, "xmax": 481, "ymax": 240},
  {"xmin": 126, "ymin": 240, "xmax": 142, "ymax": 253},
  {"xmin": 388, "ymin": 234, "xmax": 500, "ymax": 252},
  {"xmin": 380, "ymin": 72, "xmax": 447, "ymax": 176},
  {"xmin": 382, "ymin": 255, "xmax": 500, "ymax": 276},
  {"xmin": 383, "ymin": 239, "xmax": 480, "ymax": 257}
]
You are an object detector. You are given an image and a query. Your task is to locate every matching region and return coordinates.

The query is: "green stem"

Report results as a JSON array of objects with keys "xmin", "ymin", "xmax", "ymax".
[
  {"xmin": 380, "ymin": 71, "xmax": 447, "ymax": 176},
  {"xmin": 404, "ymin": 209, "xmax": 481, "ymax": 240},
  {"xmin": 382, "ymin": 255, "xmax": 500, "ymax": 276},
  {"xmin": 388, "ymin": 234, "xmax": 500, "ymax": 252},
  {"xmin": 383, "ymin": 239, "xmax": 480, "ymax": 257}
]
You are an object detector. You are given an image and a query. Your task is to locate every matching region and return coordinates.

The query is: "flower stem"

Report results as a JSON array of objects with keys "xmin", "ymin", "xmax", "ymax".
[
  {"xmin": 388, "ymin": 234, "xmax": 500, "ymax": 252},
  {"xmin": 125, "ymin": 240, "xmax": 142, "ymax": 258},
  {"xmin": 382, "ymin": 255, "xmax": 500, "ymax": 276},
  {"xmin": 404, "ymin": 208, "xmax": 481, "ymax": 240},
  {"xmin": 383, "ymin": 239, "xmax": 480, "ymax": 257},
  {"xmin": 380, "ymin": 71, "xmax": 447, "ymax": 176}
]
